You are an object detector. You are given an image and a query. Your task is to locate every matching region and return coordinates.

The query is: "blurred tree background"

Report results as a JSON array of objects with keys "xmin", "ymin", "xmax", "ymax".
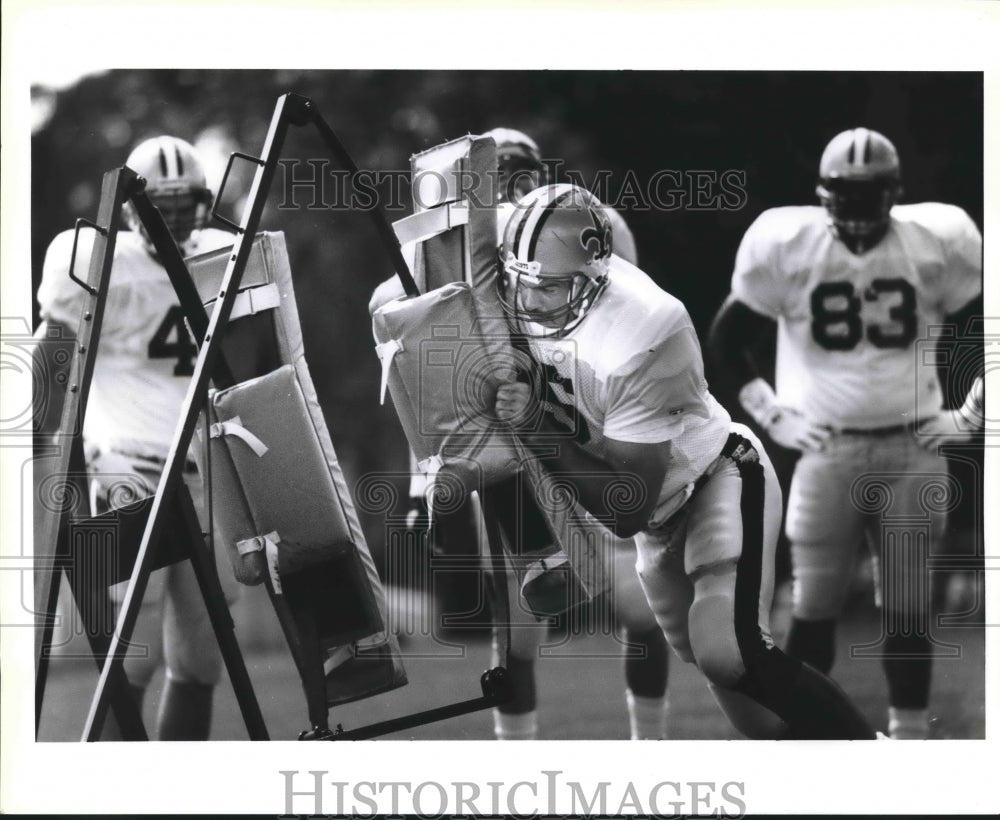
[{"xmin": 30, "ymin": 70, "xmax": 983, "ymax": 568}]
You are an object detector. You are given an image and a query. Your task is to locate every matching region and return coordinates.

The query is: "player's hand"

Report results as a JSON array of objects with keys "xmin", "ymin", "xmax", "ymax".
[
  {"xmin": 495, "ymin": 381, "xmax": 534, "ymax": 429},
  {"xmin": 738, "ymin": 377, "xmax": 831, "ymax": 452},
  {"xmin": 916, "ymin": 409, "xmax": 978, "ymax": 451},
  {"xmin": 761, "ymin": 406, "xmax": 833, "ymax": 452}
]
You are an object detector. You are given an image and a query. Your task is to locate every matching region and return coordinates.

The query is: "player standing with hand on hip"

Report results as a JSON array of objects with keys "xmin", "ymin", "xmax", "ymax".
[
  {"xmin": 708, "ymin": 127, "xmax": 983, "ymax": 739},
  {"xmin": 492, "ymin": 181, "xmax": 875, "ymax": 739},
  {"xmin": 35, "ymin": 135, "xmax": 238, "ymax": 739}
]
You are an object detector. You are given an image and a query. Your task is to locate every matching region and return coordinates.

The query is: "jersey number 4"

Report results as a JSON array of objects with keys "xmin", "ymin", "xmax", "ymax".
[
  {"xmin": 810, "ymin": 278, "xmax": 917, "ymax": 351},
  {"xmin": 148, "ymin": 306, "xmax": 196, "ymax": 376}
]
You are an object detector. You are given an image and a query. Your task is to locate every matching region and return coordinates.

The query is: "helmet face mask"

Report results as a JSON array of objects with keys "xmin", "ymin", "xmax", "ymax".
[
  {"xmin": 497, "ymin": 183, "xmax": 611, "ymax": 337},
  {"xmin": 145, "ymin": 188, "xmax": 213, "ymax": 242},
  {"xmin": 123, "ymin": 135, "xmax": 213, "ymax": 253},
  {"xmin": 816, "ymin": 127, "xmax": 901, "ymax": 253}
]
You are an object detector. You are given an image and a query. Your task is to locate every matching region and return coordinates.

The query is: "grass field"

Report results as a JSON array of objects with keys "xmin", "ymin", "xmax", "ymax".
[{"xmin": 37, "ymin": 570, "xmax": 986, "ymax": 742}]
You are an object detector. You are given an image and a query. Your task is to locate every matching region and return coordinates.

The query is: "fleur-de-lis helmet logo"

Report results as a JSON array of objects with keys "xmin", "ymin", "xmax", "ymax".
[{"xmin": 580, "ymin": 204, "xmax": 613, "ymax": 264}]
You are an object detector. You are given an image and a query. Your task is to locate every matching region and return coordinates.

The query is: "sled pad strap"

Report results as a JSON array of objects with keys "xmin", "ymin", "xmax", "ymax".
[
  {"xmin": 236, "ymin": 530, "xmax": 279, "ymax": 556},
  {"xmin": 393, "ymin": 202, "xmax": 470, "ymax": 247},
  {"xmin": 375, "ymin": 338, "xmax": 404, "ymax": 405},
  {"xmin": 210, "ymin": 415, "xmax": 269, "ymax": 457},
  {"xmin": 228, "ymin": 283, "xmax": 281, "ymax": 320}
]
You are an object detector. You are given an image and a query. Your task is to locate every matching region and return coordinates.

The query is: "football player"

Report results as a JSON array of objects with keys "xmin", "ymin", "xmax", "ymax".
[
  {"xmin": 707, "ymin": 128, "xmax": 983, "ymax": 739},
  {"xmin": 370, "ymin": 127, "xmax": 667, "ymax": 739},
  {"xmin": 491, "ymin": 182, "xmax": 875, "ymax": 739},
  {"xmin": 35, "ymin": 135, "xmax": 238, "ymax": 739}
]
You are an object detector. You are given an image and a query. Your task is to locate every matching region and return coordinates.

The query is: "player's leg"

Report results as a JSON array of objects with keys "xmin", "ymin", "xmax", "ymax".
[
  {"xmin": 410, "ymin": 453, "xmax": 491, "ymax": 640},
  {"xmin": 88, "ymin": 450, "xmax": 167, "ymax": 738},
  {"xmin": 871, "ymin": 439, "xmax": 950, "ymax": 739},
  {"xmin": 158, "ymin": 562, "xmax": 228, "ymax": 740},
  {"xmin": 484, "ymin": 476, "xmax": 552, "ymax": 740},
  {"xmin": 430, "ymin": 494, "xmax": 492, "ymax": 639},
  {"xmin": 104, "ymin": 572, "xmax": 167, "ymax": 739},
  {"xmin": 489, "ymin": 542, "xmax": 547, "ymax": 740},
  {"xmin": 632, "ymin": 499, "xmax": 788, "ymax": 739},
  {"xmin": 682, "ymin": 426, "xmax": 874, "ymax": 739},
  {"xmin": 490, "ymin": 616, "xmax": 545, "ymax": 740},
  {"xmin": 783, "ymin": 439, "xmax": 868, "ymax": 673},
  {"xmin": 614, "ymin": 544, "xmax": 669, "ymax": 739},
  {"xmin": 158, "ymin": 469, "xmax": 240, "ymax": 740}
]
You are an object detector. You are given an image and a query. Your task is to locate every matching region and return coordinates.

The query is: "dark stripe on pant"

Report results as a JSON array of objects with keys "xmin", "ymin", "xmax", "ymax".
[{"xmin": 730, "ymin": 437, "xmax": 768, "ymax": 669}]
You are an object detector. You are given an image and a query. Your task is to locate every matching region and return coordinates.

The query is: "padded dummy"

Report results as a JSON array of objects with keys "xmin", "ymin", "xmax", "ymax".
[
  {"xmin": 372, "ymin": 281, "xmax": 520, "ymax": 494},
  {"xmin": 383, "ymin": 138, "xmax": 613, "ymax": 615},
  {"xmin": 398, "ymin": 135, "xmax": 514, "ymax": 378},
  {"xmin": 188, "ymin": 231, "xmax": 406, "ymax": 707}
]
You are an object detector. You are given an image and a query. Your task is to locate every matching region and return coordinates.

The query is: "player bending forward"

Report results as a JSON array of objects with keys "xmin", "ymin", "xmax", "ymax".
[
  {"xmin": 708, "ymin": 128, "xmax": 983, "ymax": 739},
  {"xmin": 491, "ymin": 182, "xmax": 875, "ymax": 739}
]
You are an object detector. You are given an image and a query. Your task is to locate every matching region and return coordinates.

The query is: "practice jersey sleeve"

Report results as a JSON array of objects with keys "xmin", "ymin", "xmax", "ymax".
[
  {"xmin": 602, "ymin": 319, "xmax": 711, "ymax": 443},
  {"xmin": 37, "ymin": 229, "xmax": 91, "ymax": 328},
  {"xmin": 729, "ymin": 209, "xmax": 789, "ymax": 319},
  {"xmin": 939, "ymin": 206, "xmax": 983, "ymax": 314},
  {"xmin": 38, "ymin": 228, "xmax": 135, "ymax": 338}
]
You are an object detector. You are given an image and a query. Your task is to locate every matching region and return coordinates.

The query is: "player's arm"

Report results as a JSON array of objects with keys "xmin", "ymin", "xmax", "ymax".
[
  {"xmin": 495, "ymin": 381, "xmax": 668, "ymax": 538},
  {"xmin": 917, "ymin": 295, "xmax": 985, "ymax": 449},
  {"xmin": 707, "ymin": 294, "xmax": 774, "ymax": 395},
  {"xmin": 34, "ymin": 230, "xmax": 93, "ymax": 440},
  {"xmin": 32, "ymin": 318, "xmax": 77, "ymax": 440},
  {"xmin": 708, "ymin": 295, "xmax": 831, "ymax": 452}
]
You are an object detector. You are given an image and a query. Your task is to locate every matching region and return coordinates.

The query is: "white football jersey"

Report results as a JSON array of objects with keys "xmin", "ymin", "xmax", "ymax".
[
  {"xmin": 38, "ymin": 227, "xmax": 235, "ymax": 456},
  {"xmin": 731, "ymin": 203, "xmax": 982, "ymax": 428},
  {"xmin": 524, "ymin": 256, "xmax": 731, "ymax": 526}
]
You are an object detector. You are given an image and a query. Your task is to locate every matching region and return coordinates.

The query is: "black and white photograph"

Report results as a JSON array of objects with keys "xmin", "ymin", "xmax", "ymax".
[{"xmin": 1, "ymin": 1, "xmax": 997, "ymax": 817}]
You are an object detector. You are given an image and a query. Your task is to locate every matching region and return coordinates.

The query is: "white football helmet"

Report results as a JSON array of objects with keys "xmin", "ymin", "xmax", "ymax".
[
  {"xmin": 497, "ymin": 183, "xmax": 611, "ymax": 337},
  {"xmin": 124, "ymin": 135, "xmax": 213, "ymax": 253},
  {"xmin": 816, "ymin": 127, "xmax": 901, "ymax": 253},
  {"xmin": 482, "ymin": 126, "xmax": 546, "ymax": 204}
]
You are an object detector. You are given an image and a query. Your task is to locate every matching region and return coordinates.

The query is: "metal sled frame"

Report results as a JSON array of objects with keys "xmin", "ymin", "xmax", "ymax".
[
  {"xmin": 33, "ymin": 167, "xmax": 268, "ymax": 741},
  {"xmin": 38, "ymin": 93, "xmax": 510, "ymax": 742}
]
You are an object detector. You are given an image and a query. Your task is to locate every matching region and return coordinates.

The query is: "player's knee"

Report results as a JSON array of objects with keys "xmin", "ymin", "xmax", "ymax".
[
  {"xmin": 165, "ymin": 629, "xmax": 223, "ymax": 686},
  {"xmin": 641, "ymin": 607, "xmax": 693, "ymax": 665},
  {"xmin": 688, "ymin": 593, "xmax": 744, "ymax": 689},
  {"xmin": 122, "ymin": 657, "xmax": 159, "ymax": 690},
  {"xmin": 791, "ymin": 593, "xmax": 842, "ymax": 621},
  {"xmin": 167, "ymin": 652, "xmax": 222, "ymax": 687},
  {"xmin": 615, "ymin": 591, "xmax": 659, "ymax": 631}
]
